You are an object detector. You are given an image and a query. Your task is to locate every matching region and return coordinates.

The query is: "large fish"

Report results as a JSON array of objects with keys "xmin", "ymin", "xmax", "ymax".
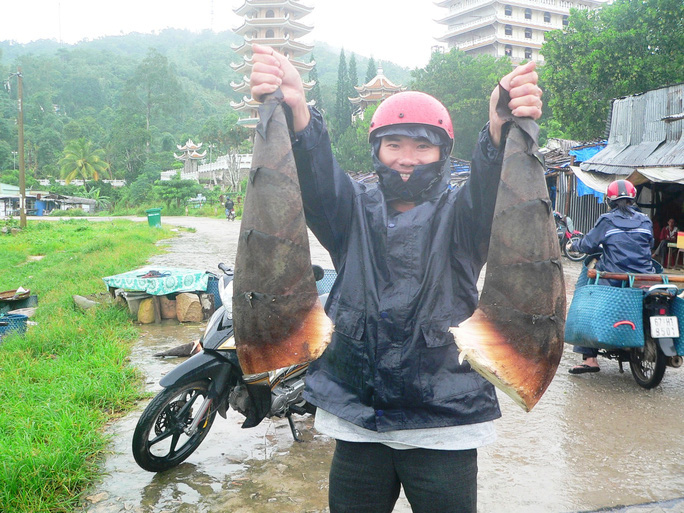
[
  {"xmin": 233, "ymin": 90, "xmax": 333, "ymax": 374},
  {"xmin": 450, "ymin": 88, "xmax": 566, "ymax": 412}
]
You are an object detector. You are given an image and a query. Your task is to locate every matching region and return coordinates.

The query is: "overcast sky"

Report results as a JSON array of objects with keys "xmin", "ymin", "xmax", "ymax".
[{"xmin": 2, "ymin": 0, "xmax": 444, "ymax": 68}]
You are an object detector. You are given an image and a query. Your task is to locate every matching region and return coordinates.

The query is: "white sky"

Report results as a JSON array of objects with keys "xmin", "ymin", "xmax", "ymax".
[{"xmin": 1, "ymin": 0, "xmax": 445, "ymax": 68}]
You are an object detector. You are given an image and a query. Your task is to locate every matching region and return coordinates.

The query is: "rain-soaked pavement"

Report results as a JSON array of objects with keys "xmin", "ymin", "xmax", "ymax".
[{"xmin": 78, "ymin": 216, "xmax": 684, "ymax": 513}]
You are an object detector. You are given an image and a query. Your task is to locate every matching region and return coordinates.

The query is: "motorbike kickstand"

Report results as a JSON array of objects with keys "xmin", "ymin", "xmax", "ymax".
[
  {"xmin": 618, "ymin": 360, "xmax": 624, "ymax": 373},
  {"xmin": 286, "ymin": 413, "xmax": 302, "ymax": 442}
]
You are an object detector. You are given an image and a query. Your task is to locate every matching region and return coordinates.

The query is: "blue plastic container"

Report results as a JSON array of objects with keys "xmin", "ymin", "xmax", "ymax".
[
  {"xmin": 205, "ymin": 275, "xmax": 222, "ymax": 308},
  {"xmin": 0, "ymin": 313, "xmax": 28, "ymax": 338},
  {"xmin": 316, "ymin": 269, "xmax": 337, "ymax": 296}
]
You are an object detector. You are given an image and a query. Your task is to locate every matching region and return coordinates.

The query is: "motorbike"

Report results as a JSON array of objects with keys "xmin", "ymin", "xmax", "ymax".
[
  {"xmin": 565, "ymin": 259, "xmax": 683, "ymax": 389},
  {"xmin": 226, "ymin": 209, "xmax": 236, "ymax": 221},
  {"xmin": 132, "ymin": 263, "xmax": 329, "ymax": 472},
  {"xmin": 554, "ymin": 211, "xmax": 586, "ymax": 261}
]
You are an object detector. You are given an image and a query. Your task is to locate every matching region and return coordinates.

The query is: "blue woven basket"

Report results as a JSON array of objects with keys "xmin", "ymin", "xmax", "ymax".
[
  {"xmin": 575, "ymin": 255, "xmax": 663, "ymax": 290},
  {"xmin": 206, "ymin": 275, "xmax": 222, "ymax": 308},
  {"xmin": 316, "ymin": 269, "xmax": 337, "ymax": 296},
  {"xmin": 565, "ymin": 285, "xmax": 645, "ymax": 349},
  {"xmin": 672, "ymin": 296, "xmax": 684, "ymax": 356},
  {"xmin": 0, "ymin": 313, "xmax": 28, "ymax": 338}
]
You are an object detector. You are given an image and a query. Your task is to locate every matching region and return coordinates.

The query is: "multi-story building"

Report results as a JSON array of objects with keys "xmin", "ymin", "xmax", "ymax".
[
  {"xmin": 435, "ymin": 0, "xmax": 603, "ymax": 63},
  {"xmin": 231, "ymin": 0, "xmax": 315, "ymax": 127}
]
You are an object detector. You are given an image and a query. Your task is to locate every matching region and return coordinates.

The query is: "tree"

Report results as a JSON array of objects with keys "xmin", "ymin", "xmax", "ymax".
[
  {"xmin": 541, "ymin": 0, "xmax": 684, "ymax": 140},
  {"xmin": 349, "ymin": 53, "xmax": 358, "ymax": 89},
  {"xmin": 153, "ymin": 173, "xmax": 203, "ymax": 209},
  {"xmin": 333, "ymin": 104, "xmax": 378, "ymax": 173},
  {"xmin": 365, "ymin": 57, "xmax": 377, "ymax": 84},
  {"xmin": 410, "ymin": 50, "xmax": 512, "ymax": 159},
  {"xmin": 333, "ymin": 49, "xmax": 352, "ymax": 136},
  {"xmin": 59, "ymin": 138, "xmax": 111, "ymax": 184},
  {"xmin": 124, "ymin": 48, "xmax": 185, "ymax": 142}
]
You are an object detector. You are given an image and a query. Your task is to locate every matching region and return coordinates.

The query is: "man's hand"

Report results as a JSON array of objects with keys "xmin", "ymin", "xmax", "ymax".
[
  {"xmin": 488, "ymin": 61, "xmax": 543, "ymax": 147},
  {"xmin": 250, "ymin": 44, "xmax": 311, "ymax": 132}
]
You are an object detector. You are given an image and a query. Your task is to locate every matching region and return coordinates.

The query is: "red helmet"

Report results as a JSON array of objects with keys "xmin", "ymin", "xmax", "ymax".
[
  {"xmin": 606, "ymin": 179, "xmax": 637, "ymax": 201},
  {"xmin": 369, "ymin": 91, "xmax": 454, "ymax": 142}
]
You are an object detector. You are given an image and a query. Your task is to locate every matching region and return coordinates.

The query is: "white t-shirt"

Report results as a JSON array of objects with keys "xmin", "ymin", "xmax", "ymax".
[{"xmin": 314, "ymin": 408, "xmax": 496, "ymax": 451}]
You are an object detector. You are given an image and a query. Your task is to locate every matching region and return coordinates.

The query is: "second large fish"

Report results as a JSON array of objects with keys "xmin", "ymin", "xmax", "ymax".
[
  {"xmin": 232, "ymin": 90, "xmax": 333, "ymax": 374},
  {"xmin": 450, "ymin": 88, "xmax": 566, "ymax": 412}
]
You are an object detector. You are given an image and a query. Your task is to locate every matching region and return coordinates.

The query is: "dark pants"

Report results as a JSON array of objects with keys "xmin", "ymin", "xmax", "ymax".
[
  {"xmin": 573, "ymin": 346, "xmax": 599, "ymax": 358},
  {"xmin": 329, "ymin": 440, "xmax": 478, "ymax": 513}
]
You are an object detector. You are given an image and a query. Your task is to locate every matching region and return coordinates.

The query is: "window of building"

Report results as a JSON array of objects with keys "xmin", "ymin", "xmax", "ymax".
[
  {"xmin": 525, "ymin": 8, "xmax": 532, "ymax": 19},
  {"xmin": 544, "ymin": 11, "xmax": 551, "ymax": 23},
  {"xmin": 562, "ymin": 15, "xmax": 569, "ymax": 26},
  {"xmin": 505, "ymin": 45, "xmax": 512, "ymax": 56},
  {"xmin": 505, "ymin": 24, "xmax": 512, "ymax": 35},
  {"xmin": 524, "ymin": 27, "xmax": 532, "ymax": 39},
  {"xmin": 266, "ymin": 9, "xmax": 275, "ymax": 18},
  {"xmin": 266, "ymin": 29, "xmax": 275, "ymax": 38},
  {"xmin": 504, "ymin": 4, "xmax": 512, "ymax": 16},
  {"xmin": 525, "ymin": 47, "xmax": 532, "ymax": 59}
]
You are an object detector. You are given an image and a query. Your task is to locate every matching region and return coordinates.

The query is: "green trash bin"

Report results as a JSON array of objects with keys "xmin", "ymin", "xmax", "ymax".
[{"xmin": 145, "ymin": 208, "xmax": 162, "ymax": 228}]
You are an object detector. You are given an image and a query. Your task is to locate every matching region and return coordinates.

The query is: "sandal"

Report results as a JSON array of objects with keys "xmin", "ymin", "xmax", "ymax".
[{"xmin": 568, "ymin": 364, "xmax": 600, "ymax": 374}]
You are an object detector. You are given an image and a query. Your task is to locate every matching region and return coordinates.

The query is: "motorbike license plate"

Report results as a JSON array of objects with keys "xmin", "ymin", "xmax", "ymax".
[{"xmin": 649, "ymin": 316, "xmax": 680, "ymax": 338}]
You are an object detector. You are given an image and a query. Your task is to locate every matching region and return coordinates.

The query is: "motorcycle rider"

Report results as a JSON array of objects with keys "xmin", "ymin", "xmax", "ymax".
[
  {"xmin": 250, "ymin": 43, "xmax": 543, "ymax": 512},
  {"xmin": 568, "ymin": 179, "xmax": 654, "ymax": 374},
  {"xmin": 224, "ymin": 196, "xmax": 235, "ymax": 219}
]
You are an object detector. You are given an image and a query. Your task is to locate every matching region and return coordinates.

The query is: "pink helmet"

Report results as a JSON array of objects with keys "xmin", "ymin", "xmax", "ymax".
[
  {"xmin": 369, "ymin": 91, "xmax": 454, "ymax": 142},
  {"xmin": 606, "ymin": 180, "xmax": 637, "ymax": 201}
]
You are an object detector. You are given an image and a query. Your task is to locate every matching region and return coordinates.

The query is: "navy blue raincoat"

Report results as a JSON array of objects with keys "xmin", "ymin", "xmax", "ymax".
[{"xmin": 293, "ymin": 108, "xmax": 503, "ymax": 432}]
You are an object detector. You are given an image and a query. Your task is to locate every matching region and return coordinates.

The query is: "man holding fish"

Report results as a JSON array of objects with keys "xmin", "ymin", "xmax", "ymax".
[{"xmin": 250, "ymin": 43, "xmax": 543, "ymax": 513}]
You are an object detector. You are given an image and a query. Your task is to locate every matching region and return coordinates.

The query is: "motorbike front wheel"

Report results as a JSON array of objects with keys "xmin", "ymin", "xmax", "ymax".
[
  {"xmin": 563, "ymin": 235, "xmax": 586, "ymax": 261},
  {"xmin": 132, "ymin": 380, "xmax": 217, "ymax": 472},
  {"xmin": 629, "ymin": 336, "xmax": 666, "ymax": 389}
]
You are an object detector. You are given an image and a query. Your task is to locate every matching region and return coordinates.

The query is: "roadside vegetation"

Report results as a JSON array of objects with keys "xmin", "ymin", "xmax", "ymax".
[{"xmin": 0, "ymin": 219, "xmax": 172, "ymax": 513}]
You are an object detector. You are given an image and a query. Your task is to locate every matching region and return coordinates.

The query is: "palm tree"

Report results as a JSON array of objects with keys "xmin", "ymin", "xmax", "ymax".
[{"xmin": 59, "ymin": 138, "xmax": 111, "ymax": 184}]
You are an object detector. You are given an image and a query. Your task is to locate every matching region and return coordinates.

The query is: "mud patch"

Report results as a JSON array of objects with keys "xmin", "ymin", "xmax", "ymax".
[{"xmin": 210, "ymin": 434, "xmax": 333, "ymax": 513}]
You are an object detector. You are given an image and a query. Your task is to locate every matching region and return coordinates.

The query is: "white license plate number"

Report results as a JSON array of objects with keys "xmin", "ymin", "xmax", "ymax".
[{"xmin": 649, "ymin": 316, "xmax": 680, "ymax": 338}]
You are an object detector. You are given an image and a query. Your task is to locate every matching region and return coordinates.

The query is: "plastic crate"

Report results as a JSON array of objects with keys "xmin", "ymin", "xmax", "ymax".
[{"xmin": 0, "ymin": 313, "xmax": 28, "ymax": 338}]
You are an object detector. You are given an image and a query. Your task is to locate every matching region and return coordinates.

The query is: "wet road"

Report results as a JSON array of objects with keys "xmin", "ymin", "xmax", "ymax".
[{"xmin": 80, "ymin": 216, "xmax": 684, "ymax": 513}]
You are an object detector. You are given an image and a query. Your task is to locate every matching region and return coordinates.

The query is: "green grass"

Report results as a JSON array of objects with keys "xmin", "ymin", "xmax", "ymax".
[{"xmin": 0, "ymin": 219, "xmax": 173, "ymax": 513}]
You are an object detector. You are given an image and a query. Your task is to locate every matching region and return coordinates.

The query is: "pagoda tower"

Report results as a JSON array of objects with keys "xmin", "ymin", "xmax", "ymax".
[
  {"xmin": 349, "ymin": 66, "xmax": 406, "ymax": 121},
  {"xmin": 231, "ymin": 0, "xmax": 316, "ymax": 127},
  {"xmin": 174, "ymin": 139, "xmax": 207, "ymax": 176}
]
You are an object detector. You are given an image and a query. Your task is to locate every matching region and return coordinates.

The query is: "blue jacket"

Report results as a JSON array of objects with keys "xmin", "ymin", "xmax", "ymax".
[
  {"xmin": 572, "ymin": 207, "xmax": 654, "ymax": 275},
  {"xmin": 293, "ymin": 108, "xmax": 502, "ymax": 432}
]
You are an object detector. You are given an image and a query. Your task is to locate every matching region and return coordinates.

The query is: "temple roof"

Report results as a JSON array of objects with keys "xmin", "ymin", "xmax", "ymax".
[
  {"xmin": 231, "ymin": 76, "xmax": 315, "ymax": 93},
  {"xmin": 231, "ymin": 52, "xmax": 314, "ymax": 74},
  {"xmin": 233, "ymin": 14, "xmax": 313, "ymax": 38},
  {"xmin": 232, "ymin": 37, "xmax": 313, "ymax": 57},
  {"xmin": 233, "ymin": 0, "xmax": 314, "ymax": 18},
  {"xmin": 176, "ymin": 139, "xmax": 202, "ymax": 151},
  {"xmin": 350, "ymin": 67, "xmax": 406, "ymax": 105},
  {"xmin": 174, "ymin": 149, "xmax": 207, "ymax": 160}
]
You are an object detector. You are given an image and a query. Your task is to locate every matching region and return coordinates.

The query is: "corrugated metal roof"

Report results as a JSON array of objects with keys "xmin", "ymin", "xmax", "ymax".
[{"xmin": 581, "ymin": 83, "xmax": 684, "ymax": 178}]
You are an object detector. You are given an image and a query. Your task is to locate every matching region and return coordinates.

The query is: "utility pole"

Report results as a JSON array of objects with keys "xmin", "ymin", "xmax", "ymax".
[
  {"xmin": 16, "ymin": 68, "xmax": 26, "ymax": 228},
  {"xmin": 6, "ymin": 68, "xmax": 26, "ymax": 228}
]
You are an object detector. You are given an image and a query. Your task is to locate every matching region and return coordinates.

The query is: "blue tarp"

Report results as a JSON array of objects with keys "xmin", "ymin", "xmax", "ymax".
[
  {"xmin": 570, "ymin": 143, "xmax": 607, "ymax": 202},
  {"xmin": 576, "ymin": 177, "xmax": 605, "ymax": 203},
  {"xmin": 569, "ymin": 143, "xmax": 607, "ymax": 163}
]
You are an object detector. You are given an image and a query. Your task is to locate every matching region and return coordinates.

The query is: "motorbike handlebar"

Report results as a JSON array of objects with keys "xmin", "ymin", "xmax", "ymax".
[{"xmin": 218, "ymin": 263, "xmax": 234, "ymax": 276}]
